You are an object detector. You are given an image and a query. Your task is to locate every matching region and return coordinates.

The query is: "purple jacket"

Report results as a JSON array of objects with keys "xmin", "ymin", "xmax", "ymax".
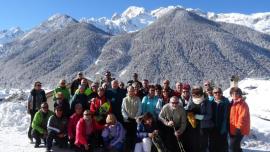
[{"xmin": 101, "ymin": 122, "xmax": 125, "ymax": 146}]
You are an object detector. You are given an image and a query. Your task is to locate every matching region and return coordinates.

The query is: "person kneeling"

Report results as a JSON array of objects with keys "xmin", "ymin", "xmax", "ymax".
[
  {"xmin": 135, "ymin": 112, "xmax": 158, "ymax": 152},
  {"xmin": 75, "ymin": 110, "xmax": 99, "ymax": 152},
  {"xmin": 46, "ymin": 105, "xmax": 68, "ymax": 152},
  {"xmin": 102, "ymin": 114, "xmax": 125, "ymax": 151},
  {"xmin": 32, "ymin": 102, "xmax": 54, "ymax": 148}
]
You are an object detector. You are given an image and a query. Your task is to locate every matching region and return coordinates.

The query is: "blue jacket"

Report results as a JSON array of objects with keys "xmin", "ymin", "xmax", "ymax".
[
  {"xmin": 211, "ymin": 96, "xmax": 230, "ymax": 135},
  {"xmin": 136, "ymin": 122, "xmax": 157, "ymax": 142},
  {"xmin": 141, "ymin": 96, "xmax": 159, "ymax": 118}
]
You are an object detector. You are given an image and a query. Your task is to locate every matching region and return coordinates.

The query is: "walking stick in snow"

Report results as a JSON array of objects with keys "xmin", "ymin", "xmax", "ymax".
[{"xmin": 172, "ymin": 125, "xmax": 186, "ymax": 152}]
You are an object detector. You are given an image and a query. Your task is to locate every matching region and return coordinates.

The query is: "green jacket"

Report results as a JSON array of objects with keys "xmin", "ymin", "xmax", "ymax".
[
  {"xmin": 32, "ymin": 110, "xmax": 54, "ymax": 134},
  {"xmin": 75, "ymin": 87, "xmax": 93, "ymax": 96},
  {"xmin": 53, "ymin": 87, "xmax": 71, "ymax": 101}
]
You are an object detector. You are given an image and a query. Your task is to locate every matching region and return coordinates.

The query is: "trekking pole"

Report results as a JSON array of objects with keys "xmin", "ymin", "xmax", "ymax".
[{"xmin": 172, "ymin": 125, "xmax": 186, "ymax": 152}]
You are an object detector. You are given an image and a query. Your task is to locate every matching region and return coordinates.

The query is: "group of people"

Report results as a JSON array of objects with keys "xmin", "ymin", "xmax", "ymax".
[{"xmin": 27, "ymin": 71, "xmax": 250, "ymax": 152}]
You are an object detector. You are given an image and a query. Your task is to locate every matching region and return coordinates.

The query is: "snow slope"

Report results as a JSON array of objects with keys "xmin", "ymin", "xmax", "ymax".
[
  {"xmin": 0, "ymin": 27, "xmax": 24, "ymax": 45},
  {"xmin": 0, "ymin": 78, "xmax": 269, "ymax": 151}
]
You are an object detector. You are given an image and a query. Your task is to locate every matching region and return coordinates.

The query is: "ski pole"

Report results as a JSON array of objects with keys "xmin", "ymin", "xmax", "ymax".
[{"xmin": 172, "ymin": 125, "xmax": 186, "ymax": 152}]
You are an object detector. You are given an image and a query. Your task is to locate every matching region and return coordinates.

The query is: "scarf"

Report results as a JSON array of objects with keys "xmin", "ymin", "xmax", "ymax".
[{"xmin": 192, "ymin": 96, "xmax": 204, "ymax": 104}]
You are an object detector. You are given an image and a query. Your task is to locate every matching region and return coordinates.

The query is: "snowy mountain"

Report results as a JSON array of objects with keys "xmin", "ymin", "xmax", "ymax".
[
  {"xmin": 0, "ymin": 78, "xmax": 269, "ymax": 151},
  {"xmin": 0, "ymin": 27, "xmax": 24, "ymax": 45},
  {"xmin": 1, "ymin": 8, "xmax": 270, "ymax": 89},
  {"xmin": 21, "ymin": 13, "xmax": 78, "ymax": 40},
  {"xmin": 80, "ymin": 6, "xmax": 270, "ymax": 35}
]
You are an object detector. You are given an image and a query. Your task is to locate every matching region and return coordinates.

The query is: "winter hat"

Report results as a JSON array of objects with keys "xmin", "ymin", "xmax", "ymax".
[
  {"xmin": 192, "ymin": 86, "xmax": 204, "ymax": 97},
  {"xmin": 182, "ymin": 84, "xmax": 191, "ymax": 91}
]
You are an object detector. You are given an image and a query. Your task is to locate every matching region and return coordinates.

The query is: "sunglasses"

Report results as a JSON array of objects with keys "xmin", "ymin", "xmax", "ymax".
[
  {"xmin": 171, "ymin": 102, "xmax": 179, "ymax": 105},
  {"xmin": 214, "ymin": 92, "xmax": 222, "ymax": 94},
  {"xmin": 36, "ymin": 84, "xmax": 42, "ymax": 87},
  {"xmin": 41, "ymin": 107, "xmax": 48, "ymax": 109}
]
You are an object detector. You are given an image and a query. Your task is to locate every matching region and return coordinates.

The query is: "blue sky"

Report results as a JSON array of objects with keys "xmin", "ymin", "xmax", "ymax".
[{"xmin": 1, "ymin": 0, "xmax": 270, "ymax": 30}]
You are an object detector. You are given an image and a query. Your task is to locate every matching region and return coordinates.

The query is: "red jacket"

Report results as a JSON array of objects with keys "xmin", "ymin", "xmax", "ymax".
[
  {"xmin": 68, "ymin": 113, "xmax": 83, "ymax": 139},
  {"xmin": 90, "ymin": 96, "xmax": 112, "ymax": 114},
  {"xmin": 75, "ymin": 118, "xmax": 103, "ymax": 146},
  {"xmin": 230, "ymin": 98, "xmax": 250, "ymax": 135}
]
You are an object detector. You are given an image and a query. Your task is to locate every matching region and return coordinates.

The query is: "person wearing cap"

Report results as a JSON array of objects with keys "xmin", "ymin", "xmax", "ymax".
[
  {"xmin": 71, "ymin": 72, "xmax": 84, "ymax": 96},
  {"xmin": 46, "ymin": 105, "xmax": 69, "ymax": 151},
  {"xmin": 127, "ymin": 73, "xmax": 143, "ymax": 88},
  {"xmin": 121, "ymin": 86, "xmax": 142, "ymax": 151},
  {"xmin": 70, "ymin": 85, "xmax": 89, "ymax": 114},
  {"xmin": 31, "ymin": 103, "xmax": 54, "ymax": 148},
  {"xmin": 54, "ymin": 92, "xmax": 71, "ymax": 117},
  {"xmin": 27, "ymin": 81, "xmax": 47, "ymax": 142},
  {"xmin": 105, "ymin": 80, "xmax": 126, "ymax": 124},
  {"xmin": 53, "ymin": 79, "xmax": 70, "ymax": 101},
  {"xmin": 158, "ymin": 96, "xmax": 187, "ymax": 152},
  {"xmin": 75, "ymin": 110, "xmax": 102, "ymax": 151},
  {"xmin": 209, "ymin": 87, "xmax": 230, "ymax": 152},
  {"xmin": 179, "ymin": 83, "xmax": 191, "ymax": 108},
  {"xmin": 229, "ymin": 87, "xmax": 250, "ymax": 152},
  {"xmin": 185, "ymin": 86, "xmax": 214, "ymax": 152},
  {"xmin": 101, "ymin": 71, "xmax": 114, "ymax": 89},
  {"xmin": 162, "ymin": 79, "xmax": 174, "ymax": 97},
  {"xmin": 68, "ymin": 103, "xmax": 83, "ymax": 149},
  {"xmin": 173, "ymin": 82, "xmax": 183, "ymax": 98},
  {"xmin": 102, "ymin": 113, "xmax": 125, "ymax": 151}
]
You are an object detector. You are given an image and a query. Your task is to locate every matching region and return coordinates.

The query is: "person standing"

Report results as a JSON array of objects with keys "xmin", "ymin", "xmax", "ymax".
[
  {"xmin": 122, "ymin": 86, "xmax": 142, "ymax": 152},
  {"xmin": 141, "ymin": 85, "xmax": 159, "ymax": 118},
  {"xmin": 27, "ymin": 81, "xmax": 47, "ymax": 142},
  {"xmin": 53, "ymin": 79, "xmax": 70, "ymax": 101},
  {"xmin": 159, "ymin": 96, "xmax": 187, "ymax": 152},
  {"xmin": 106, "ymin": 80, "xmax": 126, "ymax": 123},
  {"xmin": 229, "ymin": 87, "xmax": 250, "ymax": 152},
  {"xmin": 70, "ymin": 72, "xmax": 84, "ymax": 96},
  {"xmin": 185, "ymin": 86, "xmax": 214, "ymax": 152},
  {"xmin": 209, "ymin": 87, "xmax": 230, "ymax": 152}
]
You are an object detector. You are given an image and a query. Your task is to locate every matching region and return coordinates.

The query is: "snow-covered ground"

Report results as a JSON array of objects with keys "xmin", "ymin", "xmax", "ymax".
[{"xmin": 0, "ymin": 78, "xmax": 269, "ymax": 151}]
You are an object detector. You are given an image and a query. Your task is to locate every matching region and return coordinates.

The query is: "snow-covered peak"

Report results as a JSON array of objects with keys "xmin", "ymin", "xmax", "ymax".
[
  {"xmin": 151, "ymin": 5, "xmax": 181, "ymax": 18},
  {"xmin": 42, "ymin": 13, "xmax": 78, "ymax": 30},
  {"xmin": 21, "ymin": 13, "xmax": 78, "ymax": 40},
  {"xmin": 80, "ymin": 6, "xmax": 270, "ymax": 35},
  {"xmin": 121, "ymin": 6, "xmax": 146, "ymax": 19},
  {"xmin": 0, "ymin": 27, "xmax": 24, "ymax": 45}
]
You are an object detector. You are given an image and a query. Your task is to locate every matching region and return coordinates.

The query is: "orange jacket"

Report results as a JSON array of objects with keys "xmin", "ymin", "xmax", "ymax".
[{"xmin": 229, "ymin": 98, "xmax": 250, "ymax": 135}]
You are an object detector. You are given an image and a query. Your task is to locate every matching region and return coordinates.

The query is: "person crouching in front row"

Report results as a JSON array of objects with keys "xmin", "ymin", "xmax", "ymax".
[
  {"xmin": 102, "ymin": 113, "xmax": 125, "ymax": 152},
  {"xmin": 32, "ymin": 102, "xmax": 54, "ymax": 148},
  {"xmin": 75, "ymin": 110, "xmax": 102, "ymax": 151},
  {"xmin": 46, "ymin": 105, "xmax": 68, "ymax": 152}
]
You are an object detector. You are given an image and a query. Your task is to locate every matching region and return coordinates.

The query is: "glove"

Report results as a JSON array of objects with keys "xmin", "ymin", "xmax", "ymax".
[{"xmin": 195, "ymin": 114, "xmax": 204, "ymax": 120}]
